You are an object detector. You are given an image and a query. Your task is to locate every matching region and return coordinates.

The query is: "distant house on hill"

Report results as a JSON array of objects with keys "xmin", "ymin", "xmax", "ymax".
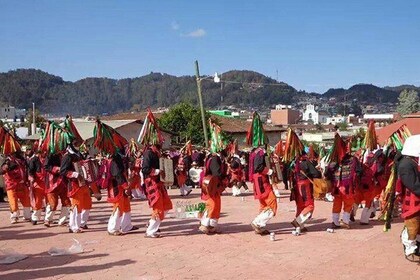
[{"xmin": 376, "ymin": 112, "xmax": 420, "ymax": 145}]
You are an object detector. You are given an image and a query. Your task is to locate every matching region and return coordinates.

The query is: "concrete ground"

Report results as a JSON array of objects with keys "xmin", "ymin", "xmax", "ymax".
[{"xmin": 0, "ymin": 186, "xmax": 419, "ymax": 280}]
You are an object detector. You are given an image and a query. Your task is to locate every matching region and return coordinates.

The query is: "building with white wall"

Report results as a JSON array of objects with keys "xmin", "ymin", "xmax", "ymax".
[{"xmin": 302, "ymin": 104, "xmax": 329, "ymax": 124}]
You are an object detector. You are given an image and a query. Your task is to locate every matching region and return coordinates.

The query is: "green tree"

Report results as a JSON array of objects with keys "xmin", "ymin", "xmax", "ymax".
[
  {"xmin": 158, "ymin": 102, "xmax": 212, "ymax": 146},
  {"xmin": 397, "ymin": 89, "xmax": 420, "ymax": 115},
  {"xmin": 337, "ymin": 122, "xmax": 348, "ymax": 131}
]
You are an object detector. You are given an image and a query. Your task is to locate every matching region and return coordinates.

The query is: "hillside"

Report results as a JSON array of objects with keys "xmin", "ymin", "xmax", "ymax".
[
  {"xmin": 0, "ymin": 69, "xmax": 298, "ymax": 115},
  {"xmin": 323, "ymin": 84, "xmax": 399, "ymax": 103},
  {"xmin": 0, "ymin": 69, "xmax": 418, "ymax": 116}
]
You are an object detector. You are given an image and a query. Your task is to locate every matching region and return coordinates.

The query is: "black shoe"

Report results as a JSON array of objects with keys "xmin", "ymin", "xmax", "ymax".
[
  {"xmin": 130, "ymin": 226, "xmax": 139, "ymax": 231},
  {"xmin": 32, "ymin": 220, "xmax": 38, "ymax": 225},
  {"xmin": 80, "ymin": 225, "xmax": 88, "ymax": 230}
]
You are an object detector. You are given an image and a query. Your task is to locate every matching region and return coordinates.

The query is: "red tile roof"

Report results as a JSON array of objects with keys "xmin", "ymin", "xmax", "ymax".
[{"xmin": 376, "ymin": 113, "xmax": 420, "ymax": 144}]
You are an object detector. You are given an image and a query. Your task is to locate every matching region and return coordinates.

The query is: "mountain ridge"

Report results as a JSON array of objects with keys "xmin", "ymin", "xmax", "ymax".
[{"xmin": 0, "ymin": 68, "xmax": 417, "ymax": 115}]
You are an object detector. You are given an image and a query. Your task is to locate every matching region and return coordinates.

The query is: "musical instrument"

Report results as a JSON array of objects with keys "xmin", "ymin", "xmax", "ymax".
[
  {"xmin": 265, "ymin": 155, "xmax": 283, "ymax": 184},
  {"xmin": 159, "ymin": 158, "xmax": 174, "ymax": 187},
  {"xmin": 313, "ymin": 178, "xmax": 332, "ymax": 200},
  {"xmin": 73, "ymin": 159, "xmax": 100, "ymax": 186}
]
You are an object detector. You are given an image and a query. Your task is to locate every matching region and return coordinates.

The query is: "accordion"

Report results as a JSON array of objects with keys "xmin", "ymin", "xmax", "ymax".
[{"xmin": 73, "ymin": 159, "xmax": 100, "ymax": 186}]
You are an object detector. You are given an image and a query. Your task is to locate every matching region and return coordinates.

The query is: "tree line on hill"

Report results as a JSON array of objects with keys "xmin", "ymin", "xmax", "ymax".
[{"xmin": 0, "ymin": 68, "xmax": 418, "ymax": 116}]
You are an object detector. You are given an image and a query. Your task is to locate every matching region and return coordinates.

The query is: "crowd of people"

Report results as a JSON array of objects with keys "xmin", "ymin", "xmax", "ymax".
[{"xmin": 0, "ymin": 114, "xmax": 419, "ymax": 263}]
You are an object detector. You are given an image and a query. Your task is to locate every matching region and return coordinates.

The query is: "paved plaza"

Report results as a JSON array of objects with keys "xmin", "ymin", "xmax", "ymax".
[{"xmin": 0, "ymin": 187, "xmax": 419, "ymax": 280}]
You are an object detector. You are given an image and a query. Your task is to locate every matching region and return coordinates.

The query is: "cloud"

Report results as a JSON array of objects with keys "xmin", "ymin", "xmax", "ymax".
[
  {"xmin": 183, "ymin": 28, "xmax": 206, "ymax": 38},
  {"xmin": 171, "ymin": 21, "xmax": 180, "ymax": 30}
]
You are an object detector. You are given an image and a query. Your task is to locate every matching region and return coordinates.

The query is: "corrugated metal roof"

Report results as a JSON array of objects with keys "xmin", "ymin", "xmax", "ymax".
[{"xmin": 73, "ymin": 120, "xmax": 137, "ymax": 140}]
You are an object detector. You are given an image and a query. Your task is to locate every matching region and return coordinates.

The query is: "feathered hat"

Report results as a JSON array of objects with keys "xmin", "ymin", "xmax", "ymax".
[
  {"xmin": 283, "ymin": 128, "xmax": 304, "ymax": 162},
  {"xmin": 274, "ymin": 140, "xmax": 284, "ymax": 158},
  {"xmin": 39, "ymin": 121, "xmax": 76, "ymax": 155},
  {"xmin": 386, "ymin": 124, "xmax": 411, "ymax": 151},
  {"xmin": 362, "ymin": 120, "xmax": 378, "ymax": 151},
  {"xmin": 0, "ymin": 126, "xmax": 21, "ymax": 155},
  {"xmin": 93, "ymin": 119, "xmax": 128, "ymax": 155},
  {"xmin": 246, "ymin": 111, "xmax": 268, "ymax": 148},
  {"xmin": 209, "ymin": 118, "xmax": 224, "ymax": 153},
  {"xmin": 138, "ymin": 108, "xmax": 164, "ymax": 146},
  {"xmin": 325, "ymin": 133, "xmax": 347, "ymax": 164}
]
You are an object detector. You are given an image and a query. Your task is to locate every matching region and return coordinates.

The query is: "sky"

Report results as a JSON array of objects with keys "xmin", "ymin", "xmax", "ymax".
[{"xmin": 1, "ymin": 0, "xmax": 419, "ymax": 93}]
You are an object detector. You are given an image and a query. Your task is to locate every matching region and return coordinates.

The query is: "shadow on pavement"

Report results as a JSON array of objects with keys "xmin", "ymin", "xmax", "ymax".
[{"xmin": 1, "ymin": 252, "xmax": 135, "ymax": 280}]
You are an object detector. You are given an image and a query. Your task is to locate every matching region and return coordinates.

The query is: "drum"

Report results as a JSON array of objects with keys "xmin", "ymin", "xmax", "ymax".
[{"xmin": 313, "ymin": 178, "xmax": 332, "ymax": 200}]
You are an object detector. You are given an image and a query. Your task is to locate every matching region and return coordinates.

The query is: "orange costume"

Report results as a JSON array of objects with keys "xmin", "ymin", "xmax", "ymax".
[
  {"xmin": 107, "ymin": 153, "xmax": 135, "ymax": 235},
  {"xmin": 143, "ymin": 145, "xmax": 173, "ymax": 238},
  {"xmin": 44, "ymin": 153, "xmax": 71, "ymax": 227},
  {"xmin": 199, "ymin": 153, "xmax": 227, "ymax": 234},
  {"xmin": 27, "ymin": 151, "xmax": 47, "ymax": 224},
  {"xmin": 250, "ymin": 148, "xmax": 277, "ymax": 235},
  {"xmin": 1, "ymin": 153, "xmax": 31, "ymax": 223},
  {"xmin": 290, "ymin": 155, "xmax": 321, "ymax": 235},
  {"xmin": 326, "ymin": 154, "xmax": 358, "ymax": 229},
  {"xmin": 60, "ymin": 149, "xmax": 92, "ymax": 233}
]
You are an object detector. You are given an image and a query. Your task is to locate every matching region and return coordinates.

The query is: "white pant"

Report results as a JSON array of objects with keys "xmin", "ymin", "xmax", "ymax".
[
  {"xmin": 146, "ymin": 218, "xmax": 161, "ymax": 236},
  {"xmin": 360, "ymin": 207, "xmax": 373, "ymax": 224},
  {"xmin": 252, "ymin": 209, "xmax": 274, "ymax": 228},
  {"xmin": 332, "ymin": 213, "xmax": 340, "ymax": 226},
  {"xmin": 200, "ymin": 210, "xmax": 218, "ymax": 228},
  {"xmin": 69, "ymin": 206, "xmax": 82, "ymax": 232},
  {"xmin": 232, "ymin": 186, "xmax": 241, "ymax": 196},
  {"xmin": 131, "ymin": 188, "xmax": 146, "ymax": 199},
  {"xmin": 23, "ymin": 207, "xmax": 31, "ymax": 220},
  {"xmin": 108, "ymin": 208, "xmax": 133, "ymax": 234},
  {"xmin": 81, "ymin": 209, "xmax": 90, "ymax": 227},
  {"xmin": 31, "ymin": 209, "xmax": 42, "ymax": 222},
  {"xmin": 295, "ymin": 211, "xmax": 312, "ymax": 228},
  {"xmin": 342, "ymin": 212, "xmax": 351, "ymax": 224},
  {"xmin": 44, "ymin": 205, "xmax": 68, "ymax": 224},
  {"xmin": 180, "ymin": 184, "xmax": 192, "ymax": 196},
  {"xmin": 401, "ymin": 227, "xmax": 418, "ymax": 256}
]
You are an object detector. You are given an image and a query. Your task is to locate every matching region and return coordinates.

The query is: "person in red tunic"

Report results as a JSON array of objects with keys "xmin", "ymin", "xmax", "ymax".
[
  {"xmin": 250, "ymin": 147, "xmax": 277, "ymax": 235},
  {"xmin": 44, "ymin": 152, "xmax": 71, "ymax": 227},
  {"xmin": 142, "ymin": 144, "xmax": 173, "ymax": 238},
  {"xmin": 175, "ymin": 154, "xmax": 192, "ymax": 196},
  {"xmin": 353, "ymin": 152, "xmax": 376, "ymax": 225},
  {"xmin": 290, "ymin": 154, "xmax": 321, "ymax": 235},
  {"xmin": 228, "ymin": 154, "xmax": 248, "ymax": 196},
  {"xmin": 26, "ymin": 148, "xmax": 47, "ymax": 225},
  {"xmin": 199, "ymin": 150, "xmax": 227, "ymax": 234},
  {"xmin": 61, "ymin": 144, "xmax": 92, "ymax": 233},
  {"xmin": 1, "ymin": 151, "xmax": 31, "ymax": 224},
  {"xmin": 107, "ymin": 152, "xmax": 138, "ymax": 235},
  {"xmin": 128, "ymin": 150, "xmax": 146, "ymax": 199},
  {"xmin": 395, "ymin": 136, "xmax": 420, "ymax": 262},
  {"xmin": 326, "ymin": 153, "xmax": 358, "ymax": 229}
]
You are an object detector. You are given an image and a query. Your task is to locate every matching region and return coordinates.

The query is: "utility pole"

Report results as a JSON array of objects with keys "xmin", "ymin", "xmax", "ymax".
[
  {"xmin": 195, "ymin": 60, "xmax": 209, "ymax": 147},
  {"xmin": 31, "ymin": 102, "xmax": 36, "ymax": 135}
]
